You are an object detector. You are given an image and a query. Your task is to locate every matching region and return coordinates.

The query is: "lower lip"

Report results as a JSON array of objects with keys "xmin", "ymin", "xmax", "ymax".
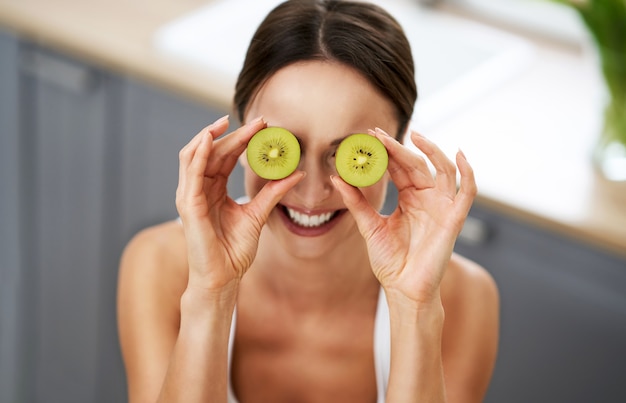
[{"xmin": 277, "ymin": 206, "xmax": 345, "ymax": 237}]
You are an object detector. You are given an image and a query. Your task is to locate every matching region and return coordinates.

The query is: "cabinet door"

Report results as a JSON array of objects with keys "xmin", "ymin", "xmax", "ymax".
[
  {"xmin": 0, "ymin": 28, "xmax": 23, "ymax": 403},
  {"xmin": 18, "ymin": 44, "xmax": 126, "ymax": 403},
  {"xmin": 455, "ymin": 204, "xmax": 626, "ymax": 403},
  {"xmin": 119, "ymin": 79, "xmax": 235, "ymax": 240}
]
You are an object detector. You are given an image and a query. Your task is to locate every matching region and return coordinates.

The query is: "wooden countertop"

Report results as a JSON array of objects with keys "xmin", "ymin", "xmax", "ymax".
[{"xmin": 1, "ymin": 0, "xmax": 625, "ymax": 258}]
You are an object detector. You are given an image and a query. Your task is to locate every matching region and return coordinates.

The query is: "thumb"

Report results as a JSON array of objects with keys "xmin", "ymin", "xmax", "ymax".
[
  {"xmin": 245, "ymin": 171, "xmax": 307, "ymax": 226},
  {"xmin": 330, "ymin": 175, "xmax": 383, "ymax": 241}
]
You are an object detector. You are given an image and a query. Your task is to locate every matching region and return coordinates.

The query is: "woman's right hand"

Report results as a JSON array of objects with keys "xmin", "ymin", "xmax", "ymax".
[{"xmin": 176, "ymin": 115, "xmax": 304, "ymax": 294}]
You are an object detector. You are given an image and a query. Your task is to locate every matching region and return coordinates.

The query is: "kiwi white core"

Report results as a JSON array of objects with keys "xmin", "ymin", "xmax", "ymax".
[{"xmin": 268, "ymin": 148, "xmax": 280, "ymax": 159}]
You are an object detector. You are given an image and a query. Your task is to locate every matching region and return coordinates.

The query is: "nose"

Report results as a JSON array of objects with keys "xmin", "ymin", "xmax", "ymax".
[{"xmin": 292, "ymin": 155, "xmax": 334, "ymax": 208}]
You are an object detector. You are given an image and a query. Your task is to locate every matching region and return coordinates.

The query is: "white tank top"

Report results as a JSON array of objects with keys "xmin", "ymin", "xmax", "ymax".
[{"xmin": 226, "ymin": 289, "xmax": 391, "ymax": 402}]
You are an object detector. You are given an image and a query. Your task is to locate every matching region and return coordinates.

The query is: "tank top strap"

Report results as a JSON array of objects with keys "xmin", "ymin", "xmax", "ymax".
[
  {"xmin": 227, "ymin": 308, "xmax": 238, "ymax": 402},
  {"xmin": 374, "ymin": 287, "xmax": 391, "ymax": 402}
]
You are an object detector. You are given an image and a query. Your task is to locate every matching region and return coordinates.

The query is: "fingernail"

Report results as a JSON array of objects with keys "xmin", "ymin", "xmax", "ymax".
[
  {"xmin": 375, "ymin": 127, "xmax": 390, "ymax": 136},
  {"xmin": 249, "ymin": 115, "xmax": 265, "ymax": 125},
  {"xmin": 372, "ymin": 128, "xmax": 393, "ymax": 147},
  {"xmin": 329, "ymin": 175, "xmax": 343, "ymax": 187},
  {"xmin": 208, "ymin": 115, "xmax": 229, "ymax": 129},
  {"xmin": 458, "ymin": 148, "xmax": 467, "ymax": 160}
]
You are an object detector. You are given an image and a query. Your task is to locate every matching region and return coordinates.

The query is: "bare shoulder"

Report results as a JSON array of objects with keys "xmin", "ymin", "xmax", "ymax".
[
  {"xmin": 118, "ymin": 219, "xmax": 189, "ymax": 318},
  {"xmin": 441, "ymin": 253, "xmax": 499, "ymax": 309},
  {"xmin": 119, "ymin": 220, "xmax": 189, "ymax": 294},
  {"xmin": 117, "ymin": 220, "xmax": 189, "ymax": 401},
  {"xmin": 440, "ymin": 252, "xmax": 499, "ymax": 336},
  {"xmin": 440, "ymin": 253, "xmax": 499, "ymax": 401}
]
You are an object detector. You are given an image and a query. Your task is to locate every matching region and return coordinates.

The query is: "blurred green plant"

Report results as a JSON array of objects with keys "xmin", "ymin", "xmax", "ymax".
[{"xmin": 550, "ymin": 0, "xmax": 626, "ymax": 179}]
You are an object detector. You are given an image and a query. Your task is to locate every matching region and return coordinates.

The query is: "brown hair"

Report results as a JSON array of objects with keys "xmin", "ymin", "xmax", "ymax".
[{"xmin": 233, "ymin": 0, "xmax": 417, "ymax": 140}]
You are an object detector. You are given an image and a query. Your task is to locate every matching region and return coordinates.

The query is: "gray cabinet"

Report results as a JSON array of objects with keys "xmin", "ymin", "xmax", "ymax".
[
  {"xmin": 0, "ymin": 28, "xmax": 23, "ymax": 403},
  {"xmin": 455, "ymin": 203, "xmax": 626, "ymax": 403},
  {"xmin": 17, "ymin": 42, "xmax": 125, "ymax": 403},
  {"xmin": 118, "ymin": 79, "xmax": 238, "ymax": 239},
  {"xmin": 0, "ymin": 30, "xmax": 233, "ymax": 402}
]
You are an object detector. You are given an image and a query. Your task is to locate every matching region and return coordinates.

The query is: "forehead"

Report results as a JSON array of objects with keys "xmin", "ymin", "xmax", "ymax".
[{"xmin": 246, "ymin": 61, "xmax": 398, "ymax": 144}]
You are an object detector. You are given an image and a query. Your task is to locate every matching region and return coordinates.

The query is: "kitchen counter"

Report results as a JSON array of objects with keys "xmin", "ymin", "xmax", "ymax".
[
  {"xmin": 0, "ymin": 0, "xmax": 228, "ymax": 107},
  {"xmin": 1, "ymin": 0, "xmax": 625, "ymax": 258}
]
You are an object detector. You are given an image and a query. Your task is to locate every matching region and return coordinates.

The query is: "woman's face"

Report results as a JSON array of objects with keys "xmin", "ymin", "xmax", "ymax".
[{"xmin": 242, "ymin": 61, "xmax": 399, "ymax": 258}]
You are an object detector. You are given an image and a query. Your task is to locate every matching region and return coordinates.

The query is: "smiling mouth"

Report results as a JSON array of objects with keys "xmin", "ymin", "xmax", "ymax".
[{"xmin": 281, "ymin": 205, "xmax": 342, "ymax": 228}]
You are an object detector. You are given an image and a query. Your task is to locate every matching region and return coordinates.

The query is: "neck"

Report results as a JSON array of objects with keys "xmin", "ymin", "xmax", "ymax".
[{"xmin": 249, "ymin": 229, "xmax": 380, "ymax": 313}]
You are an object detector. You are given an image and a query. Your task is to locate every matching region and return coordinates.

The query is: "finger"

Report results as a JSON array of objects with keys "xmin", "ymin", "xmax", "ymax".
[
  {"xmin": 179, "ymin": 128, "xmax": 206, "ymax": 173},
  {"xmin": 245, "ymin": 171, "xmax": 307, "ymax": 226},
  {"xmin": 187, "ymin": 128, "xmax": 214, "ymax": 198},
  {"xmin": 176, "ymin": 116, "xmax": 234, "ymax": 219},
  {"xmin": 176, "ymin": 130, "xmax": 212, "ymax": 219},
  {"xmin": 368, "ymin": 129, "xmax": 411, "ymax": 189},
  {"xmin": 208, "ymin": 115, "xmax": 230, "ymax": 139},
  {"xmin": 373, "ymin": 128, "xmax": 435, "ymax": 191},
  {"xmin": 206, "ymin": 116, "xmax": 267, "ymax": 178},
  {"xmin": 180, "ymin": 115, "xmax": 230, "ymax": 166},
  {"xmin": 177, "ymin": 116, "xmax": 230, "ymax": 188},
  {"xmin": 330, "ymin": 175, "xmax": 384, "ymax": 241},
  {"xmin": 454, "ymin": 149, "xmax": 477, "ymax": 216},
  {"xmin": 410, "ymin": 131, "xmax": 457, "ymax": 196},
  {"xmin": 177, "ymin": 127, "xmax": 209, "ymax": 210}
]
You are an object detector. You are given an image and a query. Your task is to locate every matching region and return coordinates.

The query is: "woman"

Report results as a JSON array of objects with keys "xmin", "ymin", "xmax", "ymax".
[{"xmin": 117, "ymin": 1, "xmax": 499, "ymax": 402}]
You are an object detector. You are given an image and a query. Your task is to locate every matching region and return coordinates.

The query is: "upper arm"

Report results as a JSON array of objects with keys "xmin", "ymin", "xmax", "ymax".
[
  {"xmin": 441, "ymin": 255, "xmax": 500, "ymax": 403},
  {"xmin": 117, "ymin": 224, "xmax": 187, "ymax": 403}
]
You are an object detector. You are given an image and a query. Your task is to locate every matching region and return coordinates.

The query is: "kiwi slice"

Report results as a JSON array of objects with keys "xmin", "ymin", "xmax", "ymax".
[
  {"xmin": 247, "ymin": 127, "xmax": 301, "ymax": 180},
  {"xmin": 335, "ymin": 133, "xmax": 388, "ymax": 187}
]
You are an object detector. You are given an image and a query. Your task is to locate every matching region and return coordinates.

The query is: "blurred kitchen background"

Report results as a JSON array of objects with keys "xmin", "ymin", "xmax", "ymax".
[{"xmin": 1, "ymin": 0, "xmax": 625, "ymax": 402}]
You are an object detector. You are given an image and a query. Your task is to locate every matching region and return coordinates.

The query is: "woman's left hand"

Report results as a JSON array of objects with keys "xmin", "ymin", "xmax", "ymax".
[{"xmin": 331, "ymin": 128, "xmax": 477, "ymax": 305}]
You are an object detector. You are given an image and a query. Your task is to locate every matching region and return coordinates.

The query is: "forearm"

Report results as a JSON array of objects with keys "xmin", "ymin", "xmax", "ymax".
[
  {"xmin": 385, "ymin": 289, "xmax": 446, "ymax": 403},
  {"xmin": 158, "ymin": 284, "xmax": 238, "ymax": 403}
]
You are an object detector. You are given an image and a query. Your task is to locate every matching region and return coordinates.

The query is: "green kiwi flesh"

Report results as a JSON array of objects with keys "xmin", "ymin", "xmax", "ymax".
[
  {"xmin": 335, "ymin": 133, "xmax": 388, "ymax": 187},
  {"xmin": 247, "ymin": 127, "xmax": 301, "ymax": 180}
]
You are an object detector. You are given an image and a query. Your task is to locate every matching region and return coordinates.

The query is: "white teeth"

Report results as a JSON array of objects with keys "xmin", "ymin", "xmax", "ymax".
[{"xmin": 286, "ymin": 208, "xmax": 334, "ymax": 228}]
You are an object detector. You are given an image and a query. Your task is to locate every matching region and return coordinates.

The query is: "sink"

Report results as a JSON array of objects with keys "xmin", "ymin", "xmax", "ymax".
[{"xmin": 154, "ymin": 0, "xmax": 534, "ymax": 131}]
